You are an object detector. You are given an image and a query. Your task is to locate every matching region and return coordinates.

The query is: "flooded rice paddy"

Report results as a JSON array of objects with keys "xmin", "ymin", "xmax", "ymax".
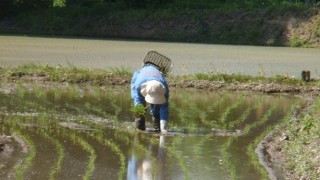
[
  {"xmin": 0, "ymin": 35, "xmax": 314, "ymax": 179},
  {"xmin": 1, "ymin": 35, "xmax": 320, "ymax": 78},
  {"xmin": 0, "ymin": 84, "xmax": 306, "ymax": 179}
]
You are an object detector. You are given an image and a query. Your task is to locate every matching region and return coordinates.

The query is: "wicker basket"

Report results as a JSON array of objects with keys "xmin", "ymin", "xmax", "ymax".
[{"xmin": 143, "ymin": 51, "xmax": 173, "ymax": 75}]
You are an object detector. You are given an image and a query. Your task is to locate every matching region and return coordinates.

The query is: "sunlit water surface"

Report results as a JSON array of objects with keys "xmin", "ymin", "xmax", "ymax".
[{"xmin": 1, "ymin": 35, "xmax": 320, "ymax": 78}]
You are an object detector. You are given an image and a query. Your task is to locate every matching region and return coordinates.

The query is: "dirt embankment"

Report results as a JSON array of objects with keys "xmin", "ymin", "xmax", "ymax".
[{"xmin": 169, "ymin": 78, "xmax": 320, "ymax": 96}]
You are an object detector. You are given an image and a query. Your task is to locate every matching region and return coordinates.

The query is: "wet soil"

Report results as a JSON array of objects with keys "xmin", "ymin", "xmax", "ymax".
[
  {"xmin": 0, "ymin": 135, "xmax": 17, "ymax": 177},
  {"xmin": 169, "ymin": 78, "xmax": 320, "ymax": 96},
  {"xmin": 0, "ymin": 75, "xmax": 319, "ymax": 179}
]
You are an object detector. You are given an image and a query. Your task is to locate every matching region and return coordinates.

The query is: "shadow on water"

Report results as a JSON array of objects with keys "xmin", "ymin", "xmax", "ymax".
[{"xmin": 0, "ymin": 84, "xmax": 307, "ymax": 180}]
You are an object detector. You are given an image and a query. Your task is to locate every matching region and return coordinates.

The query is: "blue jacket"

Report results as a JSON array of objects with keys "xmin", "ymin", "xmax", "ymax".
[{"xmin": 131, "ymin": 65, "xmax": 169, "ymax": 120}]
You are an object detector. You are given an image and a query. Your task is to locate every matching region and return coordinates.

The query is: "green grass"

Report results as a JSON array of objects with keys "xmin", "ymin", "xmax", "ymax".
[
  {"xmin": 193, "ymin": 72, "xmax": 307, "ymax": 85},
  {"xmin": 1, "ymin": 64, "xmax": 319, "ymax": 87},
  {"xmin": 0, "ymin": 64, "xmax": 132, "ymax": 85},
  {"xmin": 282, "ymin": 97, "xmax": 320, "ymax": 179}
]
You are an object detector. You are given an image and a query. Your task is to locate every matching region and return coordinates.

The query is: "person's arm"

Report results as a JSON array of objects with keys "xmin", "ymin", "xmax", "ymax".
[
  {"xmin": 132, "ymin": 86, "xmax": 146, "ymax": 106},
  {"xmin": 131, "ymin": 72, "xmax": 146, "ymax": 106},
  {"xmin": 131, "ymin": 70, "xmax": 140, "ymax": 99}
]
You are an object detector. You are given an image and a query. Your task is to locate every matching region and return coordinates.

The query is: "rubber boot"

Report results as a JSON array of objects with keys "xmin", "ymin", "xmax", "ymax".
[
  {"xmin": 152, "ymin": 117, "xmax": 160, "ymax": 132},
  {"xmin": 135, "ymin": 117, "xmax": 146, "ymax": 131},
  {"xmin": 160, "ymin": 120, "xmax": 167, "ymax": 133}
]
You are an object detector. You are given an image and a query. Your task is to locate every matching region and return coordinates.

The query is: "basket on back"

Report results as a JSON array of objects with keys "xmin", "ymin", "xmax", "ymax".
[{"xmin": 143, "ymin": 51, "xmax": 173, "ymax": 75}]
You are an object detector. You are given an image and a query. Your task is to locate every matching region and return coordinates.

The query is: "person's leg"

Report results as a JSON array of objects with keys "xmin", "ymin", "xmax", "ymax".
[
  {"xmin": 135, "ymin": 116, "xmax": 146, "ymax": 131},
  {"xmin": 150, "ymin": 104, "xmax": 160, "ymax": 131},
  {"xmin": 159, "ymin": 102, "xmax": 169, "ymax": 133}
]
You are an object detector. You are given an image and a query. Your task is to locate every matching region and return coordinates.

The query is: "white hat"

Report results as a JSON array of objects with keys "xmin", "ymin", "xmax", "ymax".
[{"xmin": 140, "ymin": 80, "xmax": 166, "ymax": 104}]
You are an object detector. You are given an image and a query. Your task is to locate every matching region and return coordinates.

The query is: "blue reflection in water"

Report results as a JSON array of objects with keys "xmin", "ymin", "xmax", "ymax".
[{"xmin": 127, "ymin": 135, "xmax": 166, "ymax": 180}]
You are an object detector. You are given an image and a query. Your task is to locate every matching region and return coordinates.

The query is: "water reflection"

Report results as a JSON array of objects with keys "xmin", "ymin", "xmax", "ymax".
[{"xmin": 127, "ymin": 134, "xmax": 167, "ymax": 180}]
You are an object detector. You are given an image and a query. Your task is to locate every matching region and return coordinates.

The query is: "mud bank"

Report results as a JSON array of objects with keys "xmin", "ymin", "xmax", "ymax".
[{"xmin": 169, "ymin": 78, "xmax": 320, "ymax": 96}]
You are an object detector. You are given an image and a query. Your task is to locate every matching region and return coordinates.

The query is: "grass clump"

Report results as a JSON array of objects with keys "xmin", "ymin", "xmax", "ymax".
[
  {"xmin": 0, "ymin": 64, "xmax": 318, "ymax": 87},
  {"xmin": 0, "ymin": 64, "xmax": 132, "ymax": 85},
  {"xmin": 282, "ymin": 97, "xmax": 320, "ymax": 179},
  {"xmin": 194, "ymin": 72, "xmax": 307, "ymax": 85}
]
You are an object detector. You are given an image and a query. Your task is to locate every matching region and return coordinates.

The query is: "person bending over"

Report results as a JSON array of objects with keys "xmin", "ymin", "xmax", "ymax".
[{"xmin": 131, "ymin": 51, "xmax": 173, "ymax": 133}]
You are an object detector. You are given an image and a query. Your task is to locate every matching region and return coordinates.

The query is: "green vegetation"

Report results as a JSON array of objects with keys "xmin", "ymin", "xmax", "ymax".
[
  {"xmin": 246, "ymin": 126, "xmax": 272, "ymax": 179},
  {"xmin": 242, "ymin": 100, "xmax": 279, "ymax": 135},
  {"xmin": 13, "ymin": 130, "xmax": 36, "ymax": 180},
  {"xmin": 162, "ymin": 136, "xmax": 191, "ymax": 180},
  {"xmin": 130, "ymin": 104, "xmax": 146, "ymax": 118},
  {"xmin": 219, "ymin": 95, "xmax": 244, "ymax": 126},
  {"xmin": 290, "ymin": 37, "xmax": 312, "ymax": 48},
  {"xmin": 2, "ymin": 0, "xmax": 315, "ymax": 18},
  {"xmin": 46, "ymin": 133, "xmax": 64, "ymax": 180},
  {"xmin": 0, "ymin": 64, "xmax": 315, "ymax": 179},
  {"xmin": 246, "ymin": 100, "xmax": 301, "ymax": 180},
  {"xmin": 193, "ymin": 72, "xmax": 307, "ymax": 85},
  {"xmin": 2, "ymin": 64, "xmax": 317, "ymax": 88},
  {"xmin": 1, "ymin": 1, "xmax": 319, "ymax": 47},
  {"xmin": 282, "ymin": 97, "xmax": 320, "ymax": 179},
  {"xmin": 0, "ymin": 64, "xmax": 132, "ymax": 85}
]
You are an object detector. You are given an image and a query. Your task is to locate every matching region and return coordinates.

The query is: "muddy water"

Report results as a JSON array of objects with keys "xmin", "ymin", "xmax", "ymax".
[
  {"xmin": 0, "ymin": 85, "xmax": 306, "ymax": 179},
  {"xmin": 1, "ymin": 35, "xmax": 320, "ymax": 78}
]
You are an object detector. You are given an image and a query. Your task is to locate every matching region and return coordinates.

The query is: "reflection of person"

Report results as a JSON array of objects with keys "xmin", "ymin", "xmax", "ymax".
[
  {"xmin": 127, "ymin": 134, "xmax": 167, "ymax": 180},
  {"xmin": 127, "ymin": 134, "xmax": 153, "ymax": 180},
  {"xmin": 131, "ymin": 51, "xmax": 173, "ymax": 133}
]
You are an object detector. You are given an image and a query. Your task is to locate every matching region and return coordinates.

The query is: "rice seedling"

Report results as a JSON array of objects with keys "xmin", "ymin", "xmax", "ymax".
[
  {"xmin": 13, "ymin": 130, "xmax": 36, "ymax": 180},
  {"xmin": 113, "ymin": 130, "xmax": 132, "ymax": 145},
  {"xmin": 48, "ymin": 135, "xmax": 65, "ymax": 180},
  {"xmin": 217, "ymin": 96, "xmax": 282, "ymax": 179},
  {"xmin": 0, "ymin": 75, "xmax": 308, "ymax": 180},
  {"xmin": 162, "ymin": 136, "xmax": 190, "ymax": 180},
  {"xmin": 136, "ymin": 133, "xmax": 194, "ymax": 179},
  {"xmin": 5, "ymin": 114, "xmax": 64, "ymax": 179},
  {"xmin": 70, "ymin": 118, "xmax": 130, "ymax": 179},
  {"xmin": 245, "ymin": 101, "xmax": 300, "ymax": 180},
  {"xmin": 218, "ymin": 95, "xmax": 244, "ymax": 127},
  {"xmin": 90, "ymin": 129, "xmax": 127, "ymax": 179},
  {"xmin": 191, "ymin": 136, "xmax": 210, "ymax": 159},
  {"xmin": 60, "ymin": 128, "xmax": 97, "ymax": 179},
  {"xmin": 228, "ymin": 96, "xmax": 261, "ymax": 129},
  {"xmin": 219, "ymin": 137, "xmax": 238, "ymax": 179},
  {"xmin": 169, "ymin": 91, "xmax": 209, "ymax": 130},
  {"xmin": 30, "ymin": 130, "xmax": 65, "ymax": 180},
  {"xmin": 199, "ymin": 96, "xmax": 225, "ymax": 128},
  {"xmin": 228, "ymin": 102, "xmax": 258, "ymax": 129},
  {"xmin": 247, "ymin": 137, "xmax": 270, "ymax": 179},
  {"xmin": 81, "ymin": 139, "xmax": 97, "ymax": 180},
  {"xmin": 242, "ymin": 100, "xmax": 279, "ymax": 135},
  {"xmin": 34, "ymin": 113, "xmax": 99, "ymax": 179},
  {"xmin": 130, "ymin": 104, "xmax": 146, "ymax": 118}
]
